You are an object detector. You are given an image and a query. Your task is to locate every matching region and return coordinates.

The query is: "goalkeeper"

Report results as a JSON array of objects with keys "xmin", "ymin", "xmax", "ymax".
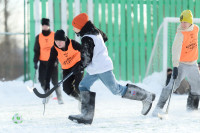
[{"xmin": 152, "ymin": 10, "xmax": 200, "ymax": 116}]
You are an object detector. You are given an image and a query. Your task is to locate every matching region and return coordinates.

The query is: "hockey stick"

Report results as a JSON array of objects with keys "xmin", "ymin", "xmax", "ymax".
[
  {"xmin": 33, "ymin": 71, "xmax": 74, "ymax": 98},
  {"xmin": 158, "ymin": 79, "xmax": 176, "ymax": 119},
  {"xmin": 165, "ymin": 79, "xmax": 176, "ymax": 114}
]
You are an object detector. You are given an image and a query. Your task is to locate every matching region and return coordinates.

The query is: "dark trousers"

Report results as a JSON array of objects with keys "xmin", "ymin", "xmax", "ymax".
[
  {"xmin": 63, "ymin": 69, "xmax": 83, "ymax": 95},
  {"xmin": 38, "ymin": 61, "xmax": 58, "ymax": 88}
]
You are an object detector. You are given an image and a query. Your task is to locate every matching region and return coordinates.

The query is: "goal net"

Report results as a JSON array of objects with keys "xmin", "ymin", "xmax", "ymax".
[{"xmin": 145, "ymin": 17, "xmax": 200, "ymax": 84}]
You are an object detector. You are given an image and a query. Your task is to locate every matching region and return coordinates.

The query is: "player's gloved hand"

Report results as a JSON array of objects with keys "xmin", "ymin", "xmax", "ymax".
[
  {"xmin": 173, "ymin": 67, "xmax": 178, "ymax": 79},
  {"xmin": 72, "ymin": 62, "xmax": 84, "ymax": 75}
]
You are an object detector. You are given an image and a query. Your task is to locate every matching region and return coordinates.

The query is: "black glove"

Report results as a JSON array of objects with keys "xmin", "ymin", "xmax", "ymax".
[
  {"xmin": 73, "ymin": 65, "xmax": 84, "ymax": 75},
  {"xmin": 78, "ymin": 64, "xmax": 84, "ymax": 72},
  {"xmin": 72, "ymin": 62, "xmax": 84, "ymax": 74},
  {"xmin": 173, "ymin": 67, "xmax": 178, "ymax": 79},
  {"xmin": 34, "ymin": 62, "xmax": 38, "ymax": 70}
]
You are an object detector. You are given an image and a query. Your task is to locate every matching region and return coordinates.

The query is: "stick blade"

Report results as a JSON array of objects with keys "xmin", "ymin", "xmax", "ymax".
[
  {"xmin": 33, "ymin": 87, "xmax": 57, "ymax": 98},
  {"xmin": 33, "ymin": 88, "xmax": 46, "ymax": 98}
]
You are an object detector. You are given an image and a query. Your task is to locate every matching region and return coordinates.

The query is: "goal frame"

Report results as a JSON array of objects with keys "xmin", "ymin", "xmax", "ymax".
[{"xmin": 146, "ymin": 17, "xmax": 200, "ymax": 81}]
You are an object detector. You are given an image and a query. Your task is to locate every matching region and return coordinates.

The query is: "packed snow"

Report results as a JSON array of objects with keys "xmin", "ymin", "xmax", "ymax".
[{"xmin": 0, "ymin": 72, "xmax": 200, "ymax": 133}]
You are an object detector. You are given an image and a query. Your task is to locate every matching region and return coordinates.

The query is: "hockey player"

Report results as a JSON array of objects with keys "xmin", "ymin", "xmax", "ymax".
[
  {"xmin": 152, "ymin": 10, "xmax": 200, "ymax": 116},
  {"xmin": 45, "ymin": 29, "xmax": 83, "ymax": 102},
  {"xmin": 68, "ymin": 13, "xmax": 156, "ymax": 124},
  {"xmin": 33, "ymin": 18, "xmax": 63, "ymax": 104}
]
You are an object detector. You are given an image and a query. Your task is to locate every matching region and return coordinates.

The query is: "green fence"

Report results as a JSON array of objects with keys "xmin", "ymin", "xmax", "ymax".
[{"xmin": 27, "ymin": 0, "xmax": 200, "ymax": 83}]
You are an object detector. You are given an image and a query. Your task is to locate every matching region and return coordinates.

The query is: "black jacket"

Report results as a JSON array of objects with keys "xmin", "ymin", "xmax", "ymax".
[
  {"xmin": 78, "ymin": 21, "xmax": 108, "ymax": 68},
  {"xmin": 45, "ymin": 37, "xmax": 81, "ymax": 87},
  {"xmin": 33, "ymin": 30, "xmax": 52, "ymax": 64}
]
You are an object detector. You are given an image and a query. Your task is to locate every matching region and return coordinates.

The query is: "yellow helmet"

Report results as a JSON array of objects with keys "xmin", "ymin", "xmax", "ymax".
[{"xmin": 180, "ymin": 10, "xmax": 193, "ymax": 24}]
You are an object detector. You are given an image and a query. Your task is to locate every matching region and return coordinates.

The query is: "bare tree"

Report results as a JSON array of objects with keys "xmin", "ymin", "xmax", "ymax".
[
  {"xmin": 4, "ymin": 0, "xmax": 9, "ymax": 32},
  {"xmin": 0, "ymin": 0, "xmax": 23, "ymax": 81}
]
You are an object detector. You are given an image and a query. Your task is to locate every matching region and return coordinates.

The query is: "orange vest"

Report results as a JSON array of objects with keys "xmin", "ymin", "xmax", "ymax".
[
  {"xmin": 39, "ymin": 32, "xmax": 55, "ymax": 61},
  {"xmin": 180, "ymin": 25, "xmax": 199, "ymax": 62},
  {"xmin": 54, "ymin": 40, "xmax": 81, "ymax": 69}
]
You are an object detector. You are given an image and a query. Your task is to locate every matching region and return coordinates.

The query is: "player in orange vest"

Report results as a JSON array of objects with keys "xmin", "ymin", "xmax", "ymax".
[
  {"xmin": 44, "ymin": 29, "xmax": 83, "ymax": 101},
  {"xmin": 33, "ymin": 18, "xmax": 63, "ymax": 104},
  {"xmin": 152, "ymin": 10, "xmax": 200, "ymax": 117}
]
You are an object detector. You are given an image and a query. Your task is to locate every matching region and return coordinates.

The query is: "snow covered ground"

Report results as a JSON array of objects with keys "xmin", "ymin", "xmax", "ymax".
[{"xmin": 0, "ymin": 72, "xmax": 200, "ymax": 133}]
